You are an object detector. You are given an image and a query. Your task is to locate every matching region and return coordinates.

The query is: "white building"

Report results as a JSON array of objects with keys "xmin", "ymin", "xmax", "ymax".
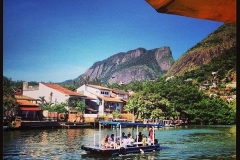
[
  {"xmin": 22, "ymin": 82, "xmax": 86, "ymax": 113},
  {"xmin": 76, "ymin": 84, "xmax": 127, "ymax": 115}
]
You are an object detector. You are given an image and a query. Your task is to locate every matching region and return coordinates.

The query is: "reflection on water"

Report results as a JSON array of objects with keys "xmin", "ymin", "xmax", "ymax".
[{"xmin": 3, "ymin": 125, "xmax": 236, "ymax": 160}]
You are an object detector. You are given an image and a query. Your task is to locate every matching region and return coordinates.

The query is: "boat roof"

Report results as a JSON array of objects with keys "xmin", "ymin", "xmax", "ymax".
[{"xmin": 99, "ymin": 121, "xmax": 164, "ymax": 127}]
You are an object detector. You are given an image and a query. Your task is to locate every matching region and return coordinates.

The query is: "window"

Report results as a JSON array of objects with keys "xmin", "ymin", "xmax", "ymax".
[{"xmin": 101, "ymin": 91, "xmax": 109, "ymax": 95}]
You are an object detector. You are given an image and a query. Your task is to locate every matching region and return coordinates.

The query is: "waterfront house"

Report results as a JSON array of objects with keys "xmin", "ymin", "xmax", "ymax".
[
  {"xmin": 22, "ymin": 82, "xmax": 86, "ymax": 113},
  {"xmin": 76, "ymin": 84, "xmax": 127, "ymax": 115},
  {"xmin": 15, "ymin": 94, "xmax": 40, "ymax": 119},
  {"xmin": 16, "ymin": 99, "xmax": 41, "ymax": 120},
  {"xmin": 110, "ymin": 89, "xmax": 130, "ymax": 113}
]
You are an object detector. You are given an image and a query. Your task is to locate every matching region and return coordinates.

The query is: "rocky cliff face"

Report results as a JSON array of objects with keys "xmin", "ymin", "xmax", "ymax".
[
  {"xmin": 167, "ymin": 24, "xmax": 236, "ymax": 76},
  {"xmin": 77, "ymin": 46, "xmax": 174, "ymax": 84}
]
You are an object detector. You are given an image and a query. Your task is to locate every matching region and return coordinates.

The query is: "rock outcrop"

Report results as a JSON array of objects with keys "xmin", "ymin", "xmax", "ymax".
[
  {"xmin": 167, "ymin": 24, "xmax": 236, "ymax": 76},
  {"xmin": 77, "ymin": 46, "xmax": 174, "ymax": 85}
]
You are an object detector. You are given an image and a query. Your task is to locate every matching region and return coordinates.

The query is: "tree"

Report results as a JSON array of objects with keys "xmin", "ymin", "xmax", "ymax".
[
  {"xmin": 76, "ymin": 101, "xmax": 86, "ymax": 114},
  {"xmin": 38, "ymin": 96, "xmax": 54, "ymax": 109},
  {"xmin": 50, "ymin": 104, "xmax": 68, "ymax": 113},
  {"xmin": 3, "ymin": 76, "xmax": 18, "ymax": 120},
  {"xmin": 130, "ymin": 92, "xmax": 151, "ymax": 120},
  {"xmin": 150, "ymin": 108, "xmax": 163, "ymax": 119},
  {"xmin": 124, "ymin": 99, "xmax": 136, "ymax": 114},
  {"xmin": 112, "ymin": 109, "xmax": 121, "ymax": 119}
]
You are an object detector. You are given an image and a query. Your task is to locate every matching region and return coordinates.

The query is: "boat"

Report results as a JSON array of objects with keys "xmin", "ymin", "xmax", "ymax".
[
  {"xmin": 161, "ymin": 120, "xmax": 175, "ymax": 127},
  {"xmin": 81, "ymin": 121, "xmax": 164, "ymax": 156},
  {"xmin": 3, "ymin": 126, "xmax": 9, "ymax": 131},
  {"xmin": 3, "ymin": 121, "xmax": 10, "ymax": 131}
]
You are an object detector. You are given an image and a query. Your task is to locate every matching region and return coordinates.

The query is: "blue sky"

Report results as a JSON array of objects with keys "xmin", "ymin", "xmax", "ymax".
[{"xmin": 3, "ymin": 0, "xmax": 224, "ymax": 83}]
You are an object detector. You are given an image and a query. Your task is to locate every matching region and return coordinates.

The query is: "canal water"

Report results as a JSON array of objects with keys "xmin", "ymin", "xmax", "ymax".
[{"xmin": 3, "ymin": 125, "xmax": 236, "ymax": 160}]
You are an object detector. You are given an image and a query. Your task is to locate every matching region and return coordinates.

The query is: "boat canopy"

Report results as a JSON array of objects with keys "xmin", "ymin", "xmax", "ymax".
[{"xmin": 99, "ymin": 121, "xmax": 164, "ymax": 127}]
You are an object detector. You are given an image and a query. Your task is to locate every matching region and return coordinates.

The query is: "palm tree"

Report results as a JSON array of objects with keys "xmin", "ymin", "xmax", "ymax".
[{"xmin": 38, "ymin": 96, "xmax": 54, "ymax": 109}]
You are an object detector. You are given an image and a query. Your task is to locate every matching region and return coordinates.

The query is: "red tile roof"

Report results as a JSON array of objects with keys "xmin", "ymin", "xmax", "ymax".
[
  {"xmin": 87, "ymin": 84, "xmax": 112, "ymax": 91},
  {"xmin": 87, "ymin": 90, "xmax": 123, "ymax": 103},
  {"xmin": 20, "ymin": 107, "xmax": 40, "ymax": 111},
  {"xmin": 15, "ymin": 95, "xmax": 38, "ymax": 101},
  {"xmin": 112, "ymin": 89, "xmax": 129, "ymax": 95},
  {"xmin": 41, "ymin": 83, "xmax": 85, "ymax": 97},
  {"xmin": 17, "ymin": 100, "xmax": 38, "ymax": 106}
]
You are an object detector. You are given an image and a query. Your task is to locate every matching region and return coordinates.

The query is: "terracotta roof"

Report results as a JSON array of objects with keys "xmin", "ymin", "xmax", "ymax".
[
  {"xmin": 17, "ymin": 100, "xmax": 38, "ymax": 106},
  {"xmin": 41, "ymin": 83, "xmax": 86, "ymax": 97},
  {"xmin": 87, "ymin": 84, "xmax": 112, "ymax": 91},
  {"xmin": 15, "ymin": 95, "xmax": 38, "ymax": 101},
  {"xmin": 87, "ymin": 90, "xmax": 123, "ymax": 103},
  {"xmin": 20, "ymin": 107, "xmax": 40, "ymax": 111},
  {"xmin": 99, "ymin": 96, "xmax": 123, "ymax": 102},
  {"xmin": 112, "ymin": 89, "xmax": 129, "ymax": 95}
]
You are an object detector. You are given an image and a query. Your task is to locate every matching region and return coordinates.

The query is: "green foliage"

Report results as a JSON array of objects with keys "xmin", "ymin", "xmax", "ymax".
[
  {"xmin": 43, "ymin": 104, "xmax": 67, "ymax": 113},
  {"xmin": 187, "ymin": 24, "xmax": 236, "ymax": 52},
  {"xmin": 124, "ymin": 99, "xmax": 137, "ymax": 114},
  {"xmin": 111, "ymin": 109, "xmax": 121, "ymax": 118},
  {"xmin": 123, "ymin": 46, "xmax": 236, "ymax": 125},
  {"xmin": 38, "ymin": 96, "xmax": 54, "ymax": 108},
  {"xmin": 182, "ymin": 41, "xmax": 236, "ymax": 85},
  {"xmin": 150, "ymin": 108, "xmax": 163, "ymax": 119},
  {"xmin": 3, "ymin": 76, "xmax": 18, "ymax": 118},
  {"xmin": 76, "ymin": 101, "xmax": 86, "ymax": 114}
]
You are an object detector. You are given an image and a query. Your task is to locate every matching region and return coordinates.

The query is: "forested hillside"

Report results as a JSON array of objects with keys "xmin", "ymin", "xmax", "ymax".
[
  {"xmin": 167, "ymin": 23, "xmax": 236, "ymax": 76},
  {"xmin": 106, "ymin": 42, "xmax": 236, "ymax": 125}
]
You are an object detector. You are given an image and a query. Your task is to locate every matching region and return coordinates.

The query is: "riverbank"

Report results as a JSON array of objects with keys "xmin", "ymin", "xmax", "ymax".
[{"xmin": 3, "ymin": 121, "xmax": 97, "ymax": 131}]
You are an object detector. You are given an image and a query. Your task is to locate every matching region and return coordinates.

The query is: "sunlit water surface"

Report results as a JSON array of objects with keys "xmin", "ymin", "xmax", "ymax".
[{"xmin": 3, "ymin": 125, "xmax": 236, "ymax": 160}]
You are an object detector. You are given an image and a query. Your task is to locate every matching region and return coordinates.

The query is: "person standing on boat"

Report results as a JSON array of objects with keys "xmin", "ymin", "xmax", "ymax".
[
  {"xmin": 109, "ymin": 134, "xmax": 115, "ymax": 148},
  {"xmin": 121, "ymin": 132, "xmax": 125, "ymax": 138},
  {"xmin": 138, "ymin": 132, "xmax": 143, "ymax": 142},
  {"xmin": 110, "ymin": 134, "xmax": 114, "ymax": 142},
  {"xmin": 149, "ymin": 128, "xmax": 153, "ymax": 141}
]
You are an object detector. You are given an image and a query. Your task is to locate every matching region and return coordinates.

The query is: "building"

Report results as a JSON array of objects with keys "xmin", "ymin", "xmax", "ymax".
[
  {"xmin": 22, "ymin": 82, "xmax": 86, "ymax": 113},
  {"xmin": 76, "ymin": 84, "xmax": 129, "ymax": 115}
]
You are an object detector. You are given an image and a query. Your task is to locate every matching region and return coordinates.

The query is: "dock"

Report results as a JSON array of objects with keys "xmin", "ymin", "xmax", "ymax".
[
  {"xmin": 60, "ymin": 122, "xmax": 93, "ymax": 128},
  {"xmin": 5, "ymin": 121, "xmax": 95, "ymax": 130}
]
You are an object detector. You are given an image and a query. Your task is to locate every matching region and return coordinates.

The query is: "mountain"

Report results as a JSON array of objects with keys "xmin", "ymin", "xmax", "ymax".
[
  {"xmin": 167, "ymin": 23, "xmax": 236, "ymax": 76},
  {"xmin": 62, "ymin": 46, "xmax": 175, "ymax": 85},
  {"xmin": 61, "ymin": 23, "xmax": 236, "ymax": 86}
]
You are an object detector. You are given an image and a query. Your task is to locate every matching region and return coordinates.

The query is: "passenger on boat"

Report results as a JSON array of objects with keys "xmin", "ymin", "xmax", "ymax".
[
  {"xmin": 101, "ymin": 135, "xmax": 111, "ymax": 148},
  {"xmin": 142, "ymin": 134, "xmax": 147, "ymax": 146},
  {"xmin": 147, "ymin": 136, "xmax": 152, "ymax": 145},
  {"xmin": 121, "ymin": 136, "xmax": 129, "ymax": 148},
  {"xmin": 149, "ymin": 128, "xmax": 153, "ymax": 141},
  {"xmin": 121, "ymin": 132, "xmax": 125, "ymax": 139},
  {"xmin": 110, "ymin": 134, "xmax": 114, "ymax": 141},
  {"xmin": 109, "ymin": 134, "xmax": 115, "ymax": 148},
  {"xmin": 116, "ymin": 138, "xmax": 121, "ymax": 149},
  {"xmin": 128, "ymin": 135, "xmax": 135, "ymax": 145},
  {"xmin": 127, "ymin": 132, "xmax": 131, "ymax": 138},
  {"xmin": 137, "ymin": 132, "xmax": 143, "ymax": 142}
]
